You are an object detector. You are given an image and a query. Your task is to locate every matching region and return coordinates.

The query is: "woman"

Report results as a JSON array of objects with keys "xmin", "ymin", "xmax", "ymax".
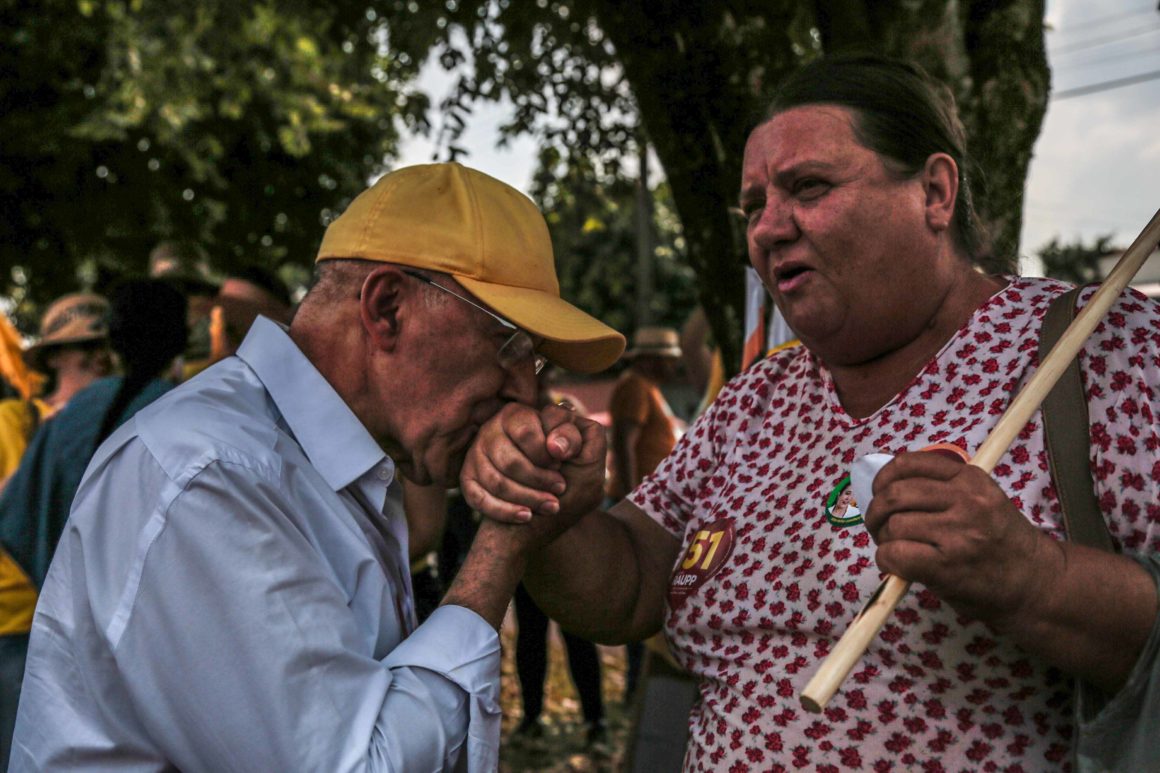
[{"xmin": 462, "ymin": 55, "xmax": 1160, "ymax": 771}]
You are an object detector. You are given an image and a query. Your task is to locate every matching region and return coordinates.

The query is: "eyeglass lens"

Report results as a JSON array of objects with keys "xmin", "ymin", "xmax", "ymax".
[{"xmin": 498, "ymin": 332, "xmax": 546, "ymax": 375}]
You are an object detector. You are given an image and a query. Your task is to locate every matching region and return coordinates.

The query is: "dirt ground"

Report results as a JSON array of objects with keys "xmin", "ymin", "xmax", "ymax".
[{"xmin": 498, "ymin": 607, "xmax": 635, "ymax": 773}]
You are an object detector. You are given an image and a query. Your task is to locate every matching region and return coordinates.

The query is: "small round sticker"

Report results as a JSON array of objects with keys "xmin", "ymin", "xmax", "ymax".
[
  {"xmin": 824, "ymin": 475, "xmax": 863, "ymax": 527},
  {"xmin": 668, "ymin": 518, "xmax": 735, "ymax": 609}
]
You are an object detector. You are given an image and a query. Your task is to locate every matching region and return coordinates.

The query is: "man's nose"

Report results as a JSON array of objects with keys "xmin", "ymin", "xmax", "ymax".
[{"xmin": 501, "ymin": 363, "xmax": 539, "ymax": 407}]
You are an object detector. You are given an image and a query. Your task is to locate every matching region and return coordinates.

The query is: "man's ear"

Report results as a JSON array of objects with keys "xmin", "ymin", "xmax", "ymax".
[
  {"xmin": 359, "ymin": 266, "xmax": 406, "ymax": 352},
  {"xmin": 921, "ymin": 152, "xmax": 959, "ymax": 233}
]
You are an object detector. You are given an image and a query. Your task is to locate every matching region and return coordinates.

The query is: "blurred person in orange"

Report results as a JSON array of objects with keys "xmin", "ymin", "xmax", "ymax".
[{"xmin": 608, "ymin": 326, "xmax": 682, "ymax": 700}]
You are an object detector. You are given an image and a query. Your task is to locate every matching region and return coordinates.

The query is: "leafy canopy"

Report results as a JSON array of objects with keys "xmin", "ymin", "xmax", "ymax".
[{"xmin": 1, "ymin": 0, "xmax": 424, "ymax": 327}]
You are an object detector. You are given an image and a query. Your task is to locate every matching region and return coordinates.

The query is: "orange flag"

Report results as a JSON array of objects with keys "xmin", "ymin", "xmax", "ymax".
[{"xmin": 0, "ymin": 312, "xmax": 43, "ymax": 400}]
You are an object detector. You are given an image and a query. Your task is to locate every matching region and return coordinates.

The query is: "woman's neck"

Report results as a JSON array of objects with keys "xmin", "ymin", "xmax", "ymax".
[{"xmin": 828, "ymin": 272, "xmax": 1008, "ymax": 420}]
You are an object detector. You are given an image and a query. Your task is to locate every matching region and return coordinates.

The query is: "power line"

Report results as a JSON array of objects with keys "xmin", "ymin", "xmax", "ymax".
[
  {"xmin": 1053, "ymin": 67, "xmax": 1160, "ymax": 99},
  {"xmin": 1049, "ymin": 25, "xmax": 1160, "ymax": 56},
  {"xmin": 1049, "ymin": 5, "xmax": 1159, "ymax": 37},
  {"xmin": 1052, "ymin": 42, "xmax": 1160, "ymax": 71}
]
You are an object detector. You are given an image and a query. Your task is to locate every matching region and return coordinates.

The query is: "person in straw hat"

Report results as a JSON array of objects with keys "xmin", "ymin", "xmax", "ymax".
[
  {"xmin": 606, "ymin": 326, "xmax": 683, "ymax": 700},
  {"xmin": 11, "ymin": 162, "xmax": 623, "ymax": 772},
  {"xmin": 608, "ymin": 326, "xmax": 683, "ymax": 502},
  {"xmin": 0, "ymin": 293, "xmax": 112, "ymax": 485}
]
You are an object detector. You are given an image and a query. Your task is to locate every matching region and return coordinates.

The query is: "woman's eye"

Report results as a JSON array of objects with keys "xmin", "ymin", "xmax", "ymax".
[{"xmin": 795, "ymin": 179, "xmax": 829, "ymax": 199}]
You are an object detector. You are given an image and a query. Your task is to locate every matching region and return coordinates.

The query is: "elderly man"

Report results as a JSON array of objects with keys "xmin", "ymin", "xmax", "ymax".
[
  {"xmin": 10, "ymin": 163, "xmax": 623, "ymax": 772},
  {"xmin": 461, "ymin": 56, "xmax": 1160, "ymax": 771}
]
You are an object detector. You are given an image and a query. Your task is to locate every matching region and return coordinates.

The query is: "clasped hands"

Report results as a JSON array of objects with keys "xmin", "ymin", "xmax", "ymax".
[
  {"xmin": 460, "ymin": 405, "xmax": 1060, "ymax": 630},
  {"xmin": 460, "ymin": 402, "xmax": 607, "ymax": 549}
]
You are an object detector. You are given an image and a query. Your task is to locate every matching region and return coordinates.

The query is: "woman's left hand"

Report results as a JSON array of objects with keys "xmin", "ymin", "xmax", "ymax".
[{"xmin": 863, "ymin": 451, "xmax": 1061, "ymax": 631}]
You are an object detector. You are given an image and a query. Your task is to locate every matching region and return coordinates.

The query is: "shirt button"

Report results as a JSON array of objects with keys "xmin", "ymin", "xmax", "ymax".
[{"xmin": 377, "ymin": 467, "xmax": 391, "ymax": 481}]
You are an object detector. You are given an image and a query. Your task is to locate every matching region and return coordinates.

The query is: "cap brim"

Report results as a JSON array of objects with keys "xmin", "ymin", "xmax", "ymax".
[{"xmin": 456, "ymin": 277, "xmax": 624, "ymax": 374}]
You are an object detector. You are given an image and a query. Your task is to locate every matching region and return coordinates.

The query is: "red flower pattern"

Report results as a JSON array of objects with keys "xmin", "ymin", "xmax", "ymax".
[{"xmin": 633, "ymin": 277, "xmax": 1160, "ymax": 771}]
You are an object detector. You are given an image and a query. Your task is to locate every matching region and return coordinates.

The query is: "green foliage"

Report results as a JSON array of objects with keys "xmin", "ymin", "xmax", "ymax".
[
  {"xmin": 385, "ymin": 0, "xmax": 639, "ymax": 167},
  {"xmin": 383, "ymin": 0, "xmax": 1050, "ymax": 373},
  {"xmin": 1037, "ymin": 234, "xmax": 1119, "ymax": 284},
  {"xmin": 383, "ymin": 1, "xmax": 800, "ymax": 368},
  {"xmin": 530, "ymin": 147, "xmax": 696, "ymax": 338},
  {"xmin": 0, "ymin": 0, "xmax": 425, "ymax": 326},
  {"xmin": 3, "ymin": 0, "xmax": 1051, "ymax": 375},
  {"xmin": 388, "ymin": 1, "xmax": 708, "ymax": 344}
]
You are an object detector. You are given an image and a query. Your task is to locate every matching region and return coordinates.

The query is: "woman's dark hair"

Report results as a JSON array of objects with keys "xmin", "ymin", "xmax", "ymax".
[
  {"xmin": 93, "ymin": 278, "xmax": 188, "ymax": 448},
  {"xmin": 765, "ymin": 55, "xmax": 1000, "ymax": 271}
]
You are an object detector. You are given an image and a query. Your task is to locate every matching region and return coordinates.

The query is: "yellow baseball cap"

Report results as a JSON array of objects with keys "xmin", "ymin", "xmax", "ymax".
[{"xmin": 316, "ymin": 162, "xmax": 624, "ymax": 374}]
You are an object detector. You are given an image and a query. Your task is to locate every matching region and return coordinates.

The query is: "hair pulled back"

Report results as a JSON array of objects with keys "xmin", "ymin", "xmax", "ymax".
[{"xmin": 764, "ymin": 55, "xmax": 996, "ymax": 269}]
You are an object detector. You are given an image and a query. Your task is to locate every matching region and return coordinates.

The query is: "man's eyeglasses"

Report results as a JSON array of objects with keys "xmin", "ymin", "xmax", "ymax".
[{"xmin": 402, "ymin": 269, "xmax": 547, "ymax": 375}]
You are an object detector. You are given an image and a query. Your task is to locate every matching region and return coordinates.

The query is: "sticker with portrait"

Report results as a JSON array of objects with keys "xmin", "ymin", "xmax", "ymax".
[{"xmin": 824, "ymin": 475, "xmax": 863, "ymax": 528}]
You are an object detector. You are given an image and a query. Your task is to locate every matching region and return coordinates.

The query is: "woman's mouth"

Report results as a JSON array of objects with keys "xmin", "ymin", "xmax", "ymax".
[{"xmin": 775, "ymin": 265, "xmax": 813, "ymax": 293}]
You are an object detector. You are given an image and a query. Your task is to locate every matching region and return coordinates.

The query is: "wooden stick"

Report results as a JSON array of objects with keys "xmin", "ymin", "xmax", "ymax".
[{"xmin": 800, "ymin": 207, "xmax": 1160, "ymax": 714}]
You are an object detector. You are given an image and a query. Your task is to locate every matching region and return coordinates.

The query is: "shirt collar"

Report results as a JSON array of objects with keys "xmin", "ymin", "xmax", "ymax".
[{"xmin": 236, "ymin": 316, "xmax": 391, "ymax": 491}]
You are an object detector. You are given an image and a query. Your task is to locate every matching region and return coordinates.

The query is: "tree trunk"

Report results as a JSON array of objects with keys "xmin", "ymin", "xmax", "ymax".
[
  {"xmin": 961, "ymin": 0, "xmax": 1050, "ymax": 272},
  {"xmin": 816, "ymin": 0, "xmax": 1049, "ymax": 274},
  {"xmin": 591, "ymin": 1, "xmax": 800, "ymax": 373},
  {"xmin": 596, "ymin": 0, "xmax": 1048, "ymax": 373}
]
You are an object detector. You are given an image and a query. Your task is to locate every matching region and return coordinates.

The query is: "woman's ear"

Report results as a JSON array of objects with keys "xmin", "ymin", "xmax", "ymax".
[
  {"xmin": 922, "ymin": 152, "xmax": 959, "ymax": 233},
  {"xmin": 359, "ymin": 267, "xmax": 406, "ymax": 352}
]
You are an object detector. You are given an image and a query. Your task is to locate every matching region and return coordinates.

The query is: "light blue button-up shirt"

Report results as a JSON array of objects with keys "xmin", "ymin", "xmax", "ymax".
[{"xmin": 11, "ymin": 317, "xmax": 501, "ymax": 772}]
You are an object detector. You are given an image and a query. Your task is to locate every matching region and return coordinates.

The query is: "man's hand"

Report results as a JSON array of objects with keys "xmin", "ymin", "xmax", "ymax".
[
  {"xmin": 863, "ymin": 451, "xmax": 1062, "ymax": 632},
  {"xmin": 460, "ymin": 402, "xmax": 607, "ymax": 533}
]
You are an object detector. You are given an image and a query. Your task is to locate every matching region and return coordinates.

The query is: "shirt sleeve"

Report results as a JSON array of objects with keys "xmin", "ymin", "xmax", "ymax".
[
  {"xmin": 107, "ymin": 458, "xmax": 500, "ymax": 773},
  {"xmin": 629, "ymin": 360, "xmax": 780, "ymax": 539},
  {"xmin": 1074, "ymin": 553, "xmax": 1160, "ymax": 771}
]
